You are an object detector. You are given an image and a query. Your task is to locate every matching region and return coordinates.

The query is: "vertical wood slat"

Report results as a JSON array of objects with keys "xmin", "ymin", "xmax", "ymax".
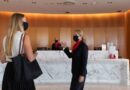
[{"xmin": 0, "ymin": 12, "xmax": 127, "ymax": 58}]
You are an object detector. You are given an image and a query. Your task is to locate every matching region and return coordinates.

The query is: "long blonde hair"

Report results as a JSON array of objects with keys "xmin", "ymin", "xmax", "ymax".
[{"xmin": 5, "ymin": 13, "xmax": 24, "ymax": 56}]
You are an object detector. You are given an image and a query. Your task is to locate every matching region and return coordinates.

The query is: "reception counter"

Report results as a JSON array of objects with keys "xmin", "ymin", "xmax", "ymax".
[
  {"xmin": 34, "ymin": 51, "xmax": 129, "ymax": 85},
  {"xmin": 0, "ymin": 51, "xmax": 129, "ymax": 85}
]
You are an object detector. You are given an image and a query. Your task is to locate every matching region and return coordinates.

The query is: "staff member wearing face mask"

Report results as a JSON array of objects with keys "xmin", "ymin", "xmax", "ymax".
[{"xmin": 63, "ymin": 30, "xmax": 88, "ymax": 90}]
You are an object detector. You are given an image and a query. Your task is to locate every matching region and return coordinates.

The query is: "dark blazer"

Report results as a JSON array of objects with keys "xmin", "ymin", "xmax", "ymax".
[{"xmin": 64, "ymin": 41, "xmax": 88, "ymax": 76}]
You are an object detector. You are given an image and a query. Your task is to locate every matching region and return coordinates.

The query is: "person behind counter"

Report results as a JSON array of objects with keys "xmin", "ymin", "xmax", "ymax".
[{"xmin": 52, "ymin": 39, "xmax": 63, "ymax": 50}]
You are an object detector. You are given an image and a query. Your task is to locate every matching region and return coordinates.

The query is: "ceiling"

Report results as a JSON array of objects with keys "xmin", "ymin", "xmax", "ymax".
[{"xmin": 0, "ymin": 0, "xmax": 130, "ymax": 14}]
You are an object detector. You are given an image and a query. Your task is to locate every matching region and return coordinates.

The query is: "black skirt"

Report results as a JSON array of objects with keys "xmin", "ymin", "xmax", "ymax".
[{"xmin": 2, "ymin": 62, "xmax": 36, "ymax": 90}]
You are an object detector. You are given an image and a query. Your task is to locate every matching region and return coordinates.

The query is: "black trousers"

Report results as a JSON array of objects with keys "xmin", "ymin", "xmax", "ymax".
[{"xmin": 70, "ymin": 75, "xmax": 86, "ymax": 90}]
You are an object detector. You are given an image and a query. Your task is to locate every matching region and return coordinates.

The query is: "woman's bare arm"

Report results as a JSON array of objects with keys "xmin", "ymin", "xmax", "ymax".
[{"xmin": 23, "ymin": 34, "xmax": 35, "ymax": 62}]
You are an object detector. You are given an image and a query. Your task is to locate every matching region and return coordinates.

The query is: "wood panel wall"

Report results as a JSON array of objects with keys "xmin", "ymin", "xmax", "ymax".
[
  {"xmin": 0, "ymin": 12, "xmax": 128, "ymax": 58},
  {"xmin": 126, "ymin": 10, "xmax": 130, "ymax": 59}
]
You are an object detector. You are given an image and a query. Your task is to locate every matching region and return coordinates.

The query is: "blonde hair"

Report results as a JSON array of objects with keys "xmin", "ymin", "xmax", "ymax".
[
  {"xmin": 5, "ymin": 13, "xmax": 24, "ymax": 56},
  {"xmin": 74, "ymin": 29, "xmax": 86, "ymax": 42},
  {"xmin": 74, "ymin": 29, "xmax": 83, "ymax": 37}
]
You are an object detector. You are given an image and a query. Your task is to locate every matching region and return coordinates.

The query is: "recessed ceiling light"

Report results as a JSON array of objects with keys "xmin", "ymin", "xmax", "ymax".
[
  {"xmin": 4, "ymin": 0, "xmax": 9, "ymax": 2},
  {"xmin": 32, "ymin": 1, "xmax": 37, "ymax": 4},
  {"xmin": 57, "ymin": 2, "xmax": 62, "ymax": 5},
  {"xmin": 82, "ymin": 3, "xmax": 88, "ymax": 5},
  {"xmin": 65, "ymin": 11, "xmax": 70, "ymax": 14},
  {"xmin": 57, "ymin": 2, "xmax": 75, "ymax": 5},
  {"xmin": 116, "ymin": 10, "xmax": 122, "ymax": 12},
  {"xmin": 107, "ymin": 1, "xmax": 112, "ymax": 4},
  {"xmin": 63, "ymin": 1, "xmax": 75, "ymax": 5}
]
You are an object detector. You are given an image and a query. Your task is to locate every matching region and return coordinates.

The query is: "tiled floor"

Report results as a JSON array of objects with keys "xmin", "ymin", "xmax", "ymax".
[
  {"xmin": 0, "ymin": 83, "xmax": 129, "ymax": 90},
  {"xmin": 36, "ymin": 84, "xmax": 130, "ymax": 90}
]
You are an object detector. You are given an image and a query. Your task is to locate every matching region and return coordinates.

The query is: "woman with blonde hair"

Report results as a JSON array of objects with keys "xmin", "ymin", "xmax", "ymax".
[
  {"xmin": 63, "ymin": 29, "xmax": 88, "ymax": 90},
  {"xmin": 0, "ymin": 13, "xmax": 36, "ymax": 90}
]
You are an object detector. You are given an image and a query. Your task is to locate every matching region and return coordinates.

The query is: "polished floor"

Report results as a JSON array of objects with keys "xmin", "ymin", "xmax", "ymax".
[
  {"xmin": 36, "ymin": 84, "xmax": 130, "ymax": 90},
  {"xmin": 0, "ymin": 83, "xmax": 129, "ymax": 90}
]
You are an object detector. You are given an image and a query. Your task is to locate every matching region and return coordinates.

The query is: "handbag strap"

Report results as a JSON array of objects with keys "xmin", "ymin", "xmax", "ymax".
[
  {"xmin": 21, "ymin": 34, "xmax": 26, "ymax": 54},
  {"xmin": 19, "ymin": 33, "xmax": 25, "ymax": 54}
]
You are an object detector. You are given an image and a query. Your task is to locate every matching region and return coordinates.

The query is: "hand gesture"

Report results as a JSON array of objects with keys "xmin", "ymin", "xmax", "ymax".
[
  {"xmin": 1, "ymin": 60, "xmax": 7, "ymax": 64},
  {"xmin": 79, "ymin": 76, "xmax": 85, "ymax": 83},
  {"xmin": 61, "ymin": 42, "xmax": 67, "ymax": 48}
]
